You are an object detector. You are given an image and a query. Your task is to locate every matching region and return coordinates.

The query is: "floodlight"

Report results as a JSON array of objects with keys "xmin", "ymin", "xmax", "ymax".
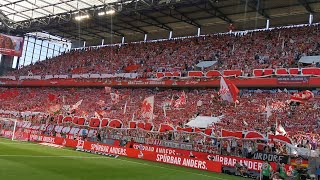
[
  {"xmin": 106, "ymin": 9, "xmax": 116, "ymax": 15},
  {"xmin": 98, "ymin": 12, "xmax": 106, "ymax": 16},
  {"xmin": 75, "ymin": 15, "xmax": 90, "ymax": 21}
]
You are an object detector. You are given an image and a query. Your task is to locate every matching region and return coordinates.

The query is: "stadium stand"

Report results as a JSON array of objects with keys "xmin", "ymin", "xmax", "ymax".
[
  {"xmin": 2, "ymin": 0, "xmax": 320, "ymax": 179},
  {"xmin": 0, "ymin": 87, "xmax": 319, "ymax": 151},
  {"xmin": 5, "ymin": 25, "xmax": 320, "ymax": 78}
]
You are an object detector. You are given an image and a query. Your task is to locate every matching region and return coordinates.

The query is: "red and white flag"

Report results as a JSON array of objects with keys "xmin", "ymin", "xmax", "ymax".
[
  {"xmin": 174, "ymin": 91, "xmax": 186, "ymax": 108},
  {"xmin": 141, "ymin": 96, "xmax": 154, "ymax": 121},
  {"xmin": 218, "ymin": 77, "xmax": 239, "ymax": 103},
  {"xmin": 70, "ymin": 99, "xmax": 83, "ymax": 111},
  {"xmin": 290, "ymin": 90, "xmax": 314, "ymax": 105},
  {"xmin": 105, "ymin": 87, "xmax": 112, "ymax": 93},
  {"xmin": 110, "ymin": 92, "xmax": 120, "ymax": 104},
  {"xmin": 94, "ymin": 111, "xmax": 103, "ymax": 119},
  {"xmin": 276, "ymin": 123, "xmax": 287, "ymax": 135}
]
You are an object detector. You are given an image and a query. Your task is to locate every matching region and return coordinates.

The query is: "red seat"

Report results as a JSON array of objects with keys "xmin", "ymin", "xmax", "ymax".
[
  {"xmin": 188, "ymin": 71, "xmax": 203, "ymax": 77},
  {"xmin": 164, "ymin": 72, "xmax": 173, "ymax": 77},
  {"xmin": 263, "ymin": 69, "xmax": 274, "ymax": 76},
  {"xmin": 206, "ymin": 70, "xmax": 221, "ymax": 77},
  {"xmin": 302, "ymin": 68, "xmax": 320, "ymax": 75},
  {"xmin": 172, "ymin": 72, "xmax": 181, "ymax": 77},
  {"xmin": 253, "ymin": 69, "xmax": 263, "ymax": 77},
  {"xmin": 289, "ymin": 68, "xmax": 299, "ymax": 75},
  {"xmin": 276, "ymin": 68, "xmax": 288, "ymax": 75},
  {"xmin": 156, "ymin": 72, "xmax": 164, "ymax": 78}
]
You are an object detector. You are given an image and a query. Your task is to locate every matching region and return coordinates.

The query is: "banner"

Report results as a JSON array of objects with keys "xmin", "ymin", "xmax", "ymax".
[
  {"xmin": 251, "ymin": 152, "xmax": 289, "ymax": 164},
  {"xmin": 0, "ymin": 33, "xmax": 24, "ymax": 57},
  {"xmin": 207, "ymin": 154, "xmax": 296, "ymax": 172},
  {"xmin": 1, "ymin": 76, "xmax": 320, "ymax": 88},
  {"xmin": 277, "ymin": 76, "xmax": 309, "ymax": 85},
  {"xmin": 0, "ymin": 130, "xmax": 308, "ymax": 171},
  {"xmin": 19, "ymin": 132, "xmax": 222, "ymax": 173},
  {"xmin": 141, "ymin": 153, "xmax": 221, "ymax": 172}
]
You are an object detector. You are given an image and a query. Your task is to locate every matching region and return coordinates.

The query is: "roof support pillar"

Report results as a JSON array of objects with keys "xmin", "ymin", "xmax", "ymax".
[
  {"xmin": 266, "ymin": 19, "xmax": 270, "ymax": 29},
  {"xmin": 144, "ymin": 34, "xmax": 148, "ymax": 42},
  {"xmin": 122, "ymin": 36, "xmax": 125, "ymax": 44},
  {"xmin": 169, "ymin": 31, "xmax": 173, "ymax": 39},
  {"xmin": 309, "ymin": 14, "xmax": 313, "ymax": 25}
]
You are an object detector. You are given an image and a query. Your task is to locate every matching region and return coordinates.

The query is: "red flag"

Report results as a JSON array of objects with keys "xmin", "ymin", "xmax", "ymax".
[
  {"xmin": 48, "ymin": 93, "xmax": 56, "ymax": 102},
  {"xmin": 174, "ymin": 91, "xmax": 186, "ymax": 108},
  {"xmin": 218, "ymin": 77, "xmax": 239, "ymax": 103},
  {"xmin": 141, "ymin": 96, "xmax": 154, "ymax": 121}
]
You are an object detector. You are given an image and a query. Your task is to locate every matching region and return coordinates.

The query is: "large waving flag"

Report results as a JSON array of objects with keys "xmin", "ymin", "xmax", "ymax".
[
  {"xmin": 290, "ymin": 90, "xmax": 314, "ymax": 105},
  {"xmin": 218, "ymin": 77, "xmax": 239, "ymax": 103},
  {"xmin": 174, "ymin": 91, "xmax": 186, "ymax": 108},
  {"xmin": 141, "ymin": 96, "xmax": 154, "ymax": 121}
]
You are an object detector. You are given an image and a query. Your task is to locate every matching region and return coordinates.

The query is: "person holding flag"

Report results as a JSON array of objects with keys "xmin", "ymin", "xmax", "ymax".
[
  {"xmin": 218, "ymin": 76, "xmax": 239, "ymax": 105},
  {"xmin": 278, "ymin": 163, "xmax": 287, "ymax": 179},
  {"xmin": 261, "ymin": 160, "xmax": 273, "ymax": 180}
]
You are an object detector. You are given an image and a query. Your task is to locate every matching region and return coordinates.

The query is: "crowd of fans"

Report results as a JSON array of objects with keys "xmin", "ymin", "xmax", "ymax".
[
  {"xmin": 1, "ymin": 24, "xmax": 320, "ymax": 180},
  {"xmin": 6, "ymin": 24, "xmax": 320, "ymax": 77},
  {"xmin": 0, "ymin": 87, "xmax": 319, "ymax": 152}
]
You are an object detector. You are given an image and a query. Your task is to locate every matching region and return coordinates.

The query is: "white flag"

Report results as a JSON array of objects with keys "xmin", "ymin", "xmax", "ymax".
[
  {"xmin": 266, "ymin": 102, "xmax": 272, "ymax": 118},
  {"xmin": 123, "ymin": 101, "xmax": 127, "ymax": 114},
  {"xmin": 276, "ymin": 123, "xmax": 287, "ymax": 135},
  {"xmin": 243, "ymin": 120, "xmax": 248, "ymax": 126}
]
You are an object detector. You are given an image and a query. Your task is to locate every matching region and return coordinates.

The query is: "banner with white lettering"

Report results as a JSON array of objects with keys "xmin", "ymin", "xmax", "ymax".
[{"xmin": 251, "ymin": 152, "xmax": 289, "ymax": 164}]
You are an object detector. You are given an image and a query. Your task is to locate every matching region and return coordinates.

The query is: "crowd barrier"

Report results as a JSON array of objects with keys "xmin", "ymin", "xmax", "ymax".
[
  {"xmin": 0, "ymin": 129, "xmax": 308, "ymax": 173},
  {"xmin": 0, "ymin": 129, "xmax": 222, "ymax": 173}
]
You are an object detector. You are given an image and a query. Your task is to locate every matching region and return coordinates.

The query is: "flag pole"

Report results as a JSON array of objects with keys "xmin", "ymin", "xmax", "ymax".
[
  {"xmin": 275, "ymin": 118, "xmax": 278, "ymax": 135},
  {"xmin": 265, "ymin": 99, "xmax": 269, "ymax": 124},
  {"xmin": 123, "ymin": 101, "xmax": 127, "ymax": 114}
]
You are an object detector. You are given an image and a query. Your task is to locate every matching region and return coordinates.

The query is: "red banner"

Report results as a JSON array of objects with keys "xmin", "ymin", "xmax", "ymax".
[
  {"xmin": 142, "ymin": 152, "xmax": 221, "ymax": 172},
  {"xmin": 1, "ymin": 77, "xmax": 320, "ymax": 88},
  {"xmin": 0, "ymin": 130, "xmax": 222, "ymax": 173},
  {"xmin": 0, "ymin": 33, "xmax": 24, "ymax": 57},
  {"xmin": 0, "ymin": 130, "xmax": 308, "ymax": 171}
]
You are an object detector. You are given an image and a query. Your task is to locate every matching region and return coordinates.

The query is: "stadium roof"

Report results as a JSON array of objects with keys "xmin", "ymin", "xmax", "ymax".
[
  {"xmin": 0, "ymin": 0, "xmax": 320, "ymax": 46},
  {"xmin": 0, "ymin": 0, "xmax": 118, "ymax": 22}
]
